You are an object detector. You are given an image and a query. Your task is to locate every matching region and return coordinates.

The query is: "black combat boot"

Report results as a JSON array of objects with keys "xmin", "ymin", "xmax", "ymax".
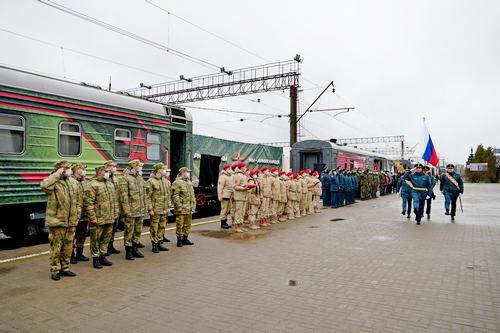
[
  {"xmin": 76, "ymin": 248, "xmax": 89, "ymax": 262},
  {"xmin": 177, "ymin": 236, "xmax": 183, "ymax": 247},
  {"xmin": 182, "ymin": 235, "xmax": 194, "ymax": 245},
  {"xmin": 70, "ymin": 249, "xmax": 77, "ymax": 264},
  {"xmin": 93, "ymin": 257, "xmax": 103, "ymax": 269},
  {"xmin": 125, "ymin": 246, "xmax": 135, "ymax": 261},
  {"xmin": 445, "ymin": 209, "xmax": 450, "ymax": 215},
  {"xmin": 401, "ymin": 210, "xmax": 406, "ymax": 216},
  {"xmin": 152, "ymin": 242, "xmax": 159, "ymax": 253},
  {"xmin": 99, "ymin": 255, "xmax": 112, "ymax": 266},
  {"xmin": 162, "ymin": 235, "xmax": 171, "ymax": 243},
  {"xmin": 157, "ymin": 241, "xmax": 169, "ymax": 251},
  {"xmin": 132, "ymin": 246, "xmax": 144, "ymax": 258},
  {"xmin": 108, "ymin": 241, "xmax": 120, "ymax": 254},
  {"xmin": 451, "ymin": 215, "xmax": 455, "ymax": 222},
  {"xmin": 51, "ymin": 272, "xmax": 60, "ymax": 281},
  {"xmin": 220, "ymin": 219, "xmax": 231, "ymax": 229},
  {"xmin": 136, "ymin": 242, "xmax": 145, "ymax": 248},
  {"xmin": 59, "ymin": 270, "xmax": 77, "ymax": 277},
  {"xmin": 427, "ymin": 214, "xmax": 430, "ymax": 220}
]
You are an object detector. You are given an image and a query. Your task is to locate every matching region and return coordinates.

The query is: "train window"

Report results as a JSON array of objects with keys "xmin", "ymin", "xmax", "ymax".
[
  {"xmin": 59, "ymin": 122, "xmax": 81, "ymax": 156},
  {"xmin": 114, "ymin": 129, "xmax": 131, "ymax": 159},
  {"xmin": 147, "ymin": 132, "xmax": 160, "ymax": 160},
  {"xmin": 0, "ymin": 114, "xmax": 25, "ymax": 154}
]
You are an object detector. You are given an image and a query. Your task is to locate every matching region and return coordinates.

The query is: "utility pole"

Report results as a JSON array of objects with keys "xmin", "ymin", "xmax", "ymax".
[{"xmin": 289, "ymin": 85, "xmax": 298, "ymax": 147}]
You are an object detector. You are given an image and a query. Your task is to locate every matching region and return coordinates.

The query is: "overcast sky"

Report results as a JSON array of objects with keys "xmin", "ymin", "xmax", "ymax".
[{"xmin": 1, "ymin": 0, "xmax": 499, "ymax": 164}]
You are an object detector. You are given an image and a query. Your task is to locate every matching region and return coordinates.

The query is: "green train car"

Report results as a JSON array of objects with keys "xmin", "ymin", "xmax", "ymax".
[{"xmin": 0, "ymin": 66, "xmax": 193, "ymax": 240}]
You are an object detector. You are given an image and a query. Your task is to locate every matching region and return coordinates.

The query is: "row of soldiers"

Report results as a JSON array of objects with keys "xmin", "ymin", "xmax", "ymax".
[
  {"xmin": 320, "ymin": 168, "xmax": 392, "ymax": 208},
  {"xmin": 41, "ymin": 159, "xmax": 195, "ymax": 281},
  {"xmin": 217, "ymin": 163, "xmax": 322, "ymax": 232}
]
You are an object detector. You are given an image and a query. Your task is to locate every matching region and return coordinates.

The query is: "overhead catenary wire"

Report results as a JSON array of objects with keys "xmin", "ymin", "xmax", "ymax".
[
  {"xmin": 185, "ymin": 105, "xmax": 285, "ymax": 117},
  {"xmin": 37, "ymin": 0, "xmax": 222, "ymax": 71},
  {"xmin": 0, "ymin": 27, "xmax": 176, "ymax": 81}
]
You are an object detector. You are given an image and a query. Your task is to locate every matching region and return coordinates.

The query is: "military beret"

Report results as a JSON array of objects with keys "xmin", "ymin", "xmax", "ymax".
[
  {"xmin": 128, "ymin": 159, "xmax": 144, "ymax": 167},
  {"xmin": 178, "ymin": 166, "xmax": 191, "ymax": 174},
  {"xmin": 223, "ymin": 164, "xmax": 232, "ymax": 170},
  {"xmin": 279, "ymin": 171, "xmax": 286, "ymax": 176},
  {"xmin": 250, "ymin": 170, "xmax": 259, "ymax": 176},
  {"xmin": 446, "ymin": 164, "xmax": 455, "ymax": 168},
  {"xmin": 70, "ymin": 162, "xmax": 87, "ymax": 171},
  {"xmin": 95, "ymin": 165, "xmax": 106, "ymax": 174},
  {"xmin": 305, "ymin": 169, "xmax": 311, "ymax": 174},
  {"xmin": 260, "ymin": 167, "xmax": 269, "ymax": 172},
  {"xmin": 312, "ymin": 171, "xmax": 319, "ymax": 176},
  {"xmin": 270, "ymin": 167, "xmax": 278, "ymax": 173},
  {"xmin": 298, "ymin": 170, "xmax": 305, "ymax": 175},
  {"xmin": 104, "ymin": 160, "xmax": 117, "ymax": 167},
  {"xmin": 153, "ymin": 163, "xmax": 165, "ymax": 172},
  {"xmin": 54, "ymin": 160, "xmax": 70, "ymax": 169}
]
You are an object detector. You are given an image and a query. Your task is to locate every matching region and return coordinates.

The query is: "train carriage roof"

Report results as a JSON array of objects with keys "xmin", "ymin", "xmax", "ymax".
[
  {"xmin": 0, "ymin": 65, "xmax": 191, "ymax": 120},
  {"xmin": 291, "ymin": 139, "xmax": 391, "ymax": 160}
]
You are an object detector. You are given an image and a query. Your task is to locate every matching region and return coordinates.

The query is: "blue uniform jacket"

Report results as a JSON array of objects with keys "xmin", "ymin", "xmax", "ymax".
[
  {"xmin": 329, "ymin": 173, "xmax": 339, "ymax": 191},
  {"xmin": 427, "ymin": 175, "xmax": 436, "ymax": 196},
  {"xmin": 321, "ymin": 173, "xmax": 331, "ymax": 190},
  {"xmin": 338, "ymin": 173, "xmax": 346, "ymax": 191},
  {"xmin": 397, "ymin": 177, "xmax": 411, "ymax": 195},
  {"xmin": 402, "ymin": 171, "xmax": 431, "ymax": 198},
  {"xmin": 439, "ymin": 172, "xmax": 464, "ymax": 195}
]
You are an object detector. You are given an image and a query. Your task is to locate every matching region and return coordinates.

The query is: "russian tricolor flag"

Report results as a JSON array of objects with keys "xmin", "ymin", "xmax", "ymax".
[{"xmin": 418, "ymin": 120, "xmax": 439, "ymax": 166}]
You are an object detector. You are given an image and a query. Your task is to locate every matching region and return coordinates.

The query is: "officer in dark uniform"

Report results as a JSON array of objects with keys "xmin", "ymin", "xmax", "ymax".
[
  {"xmin": 403, "ymin": 163, "xmax": 431, "ymax": 225},
  {"xmin": 439, "ymin": 164, "xmax": 464, "ymax": 222},
  {"xmin": 330, "ymin": 169, "xmax": 340, "ymax": 208},
  {"xmin": 423, "ymin": 166, "xmax": 436, "ymax": 219},
  {"xmin": 321, "ymin": 170, "xmax": 331, "ymax": 207}
]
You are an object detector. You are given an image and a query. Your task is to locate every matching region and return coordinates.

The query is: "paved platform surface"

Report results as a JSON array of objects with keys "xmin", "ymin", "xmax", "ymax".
[{"xmin": 0, "ymin": 184, "xmax": 499, "ymax": 333}]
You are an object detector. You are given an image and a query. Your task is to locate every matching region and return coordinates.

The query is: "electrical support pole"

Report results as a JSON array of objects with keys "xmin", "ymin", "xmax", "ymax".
[{"xmin": 290, "ymin": 85, "xmax": 298, "ymax": 147}]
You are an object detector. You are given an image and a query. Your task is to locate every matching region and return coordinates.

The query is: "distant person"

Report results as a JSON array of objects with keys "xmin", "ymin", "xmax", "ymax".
[
  {"xmin": 403, "ymin": 164, "xmax": 431, "ymax": 225},
  {"xmin": 439, "ymin": 164, "xmax": 464, "ymax": 222},
  {"xmin": 217, "ymin": 165, "xmax": 233, "ymax": 229},
  {"xmin": 423, "ymin": 166, "xmax": 436, "ymax": 220},
  {"xmin": 397, "ymin": 170, "xmax": 412, "ymax": 219},
  {"xmin": 321, "ymin": 170, "xmax": 331, "ymax": 207}
]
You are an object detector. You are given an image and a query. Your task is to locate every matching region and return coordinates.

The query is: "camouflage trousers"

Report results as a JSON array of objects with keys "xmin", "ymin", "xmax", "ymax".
[
  {"xmin": 300, "ymin": 194, "xmax": 307, "ymax": 213},
  {"xmin": 90, "ymin": 223, "xmax": 113, "ymax": 257},
  {"xmin": 247, "ymin": 204, "xmax": 259, "ymax": 224},
  {"xmin": 312, "ymin": 195, "xmax": 321, "ymax": 212},
  {"xmin": 124, "ymin": 216, "xmax": 144, "ymax": 247},
  {"xmin": 175, "ymin": 214, "xmax": 192, "ymax": 237},
  {"xmin": 73, "ymin": 219, "xmax": 88, "ymax": 249},
  {"xmin": 260, "ymin": 197, "xmax": 271, "ymax": 219},
  {"xmin": 307, "ymin": 192, "xmax": 313, "ymax": 214},
  {"xmin": 277, "ymin": 201, "xmax": 286, "ymax": 217},
  {"xmin": 150, "ymin": 213, "xmax": 167, "ymax": 243},
  {"xmin": 231, "ymin": 200, "xmax": 246, "ymax": 225},
  {"xmin": 285, "ymin": 200, "xmax": 300, "ymax": 218},
  {"xmin": 48, "ymin": 226, "xmax": 76, "ymax": 273},
  {"xmin": 219, "ymin": 198, "xmax": 232, "ymax": 221},
  {"xmin": 269, "ymin": 199, "xmax": 278, "ymax": 221}
]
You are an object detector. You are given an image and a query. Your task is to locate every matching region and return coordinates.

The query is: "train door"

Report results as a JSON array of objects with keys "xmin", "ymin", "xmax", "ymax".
[
  {"xmin": 170, "ymin": 130, "xmax": 186, "ymax": 175},
  {"xmin": 199, "ymin": 154, "xmax": 221, "ymax": 187},
  {"xmin": 301, "ymin": 151, "xmax": 320, "ymax": 171}
]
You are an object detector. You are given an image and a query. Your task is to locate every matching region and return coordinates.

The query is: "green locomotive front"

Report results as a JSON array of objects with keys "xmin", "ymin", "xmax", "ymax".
[{"xmin": 0, "ymin": 66, "xmax": 192, "ymax": 241}]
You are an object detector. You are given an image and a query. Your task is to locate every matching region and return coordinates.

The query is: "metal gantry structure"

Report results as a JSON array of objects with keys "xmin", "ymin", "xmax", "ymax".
[
  {"xmin": 334, "ymin": 135, "xmax": 405, "ymax": 145},
  {"xmin": 121, "ymin": 60, "xmax": 300, "ymax": 104}
]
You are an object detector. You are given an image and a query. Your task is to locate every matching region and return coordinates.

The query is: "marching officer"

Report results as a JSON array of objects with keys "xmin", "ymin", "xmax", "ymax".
[
  {"xmin": 120, "ymin": 159, "xmax": 148, "ymax": 260},
  {"xmin": 146, "ymin": 163, "xmax": 171, "ymax": 253},
  {"xmin": 439, "ymin": 164, "xmax": 464, "ymax": 222},
  {"xmin": 70, "ymin": 163, "xmax": 90, "ymax": 264},
  {"xmin": 41, "ymin": 161, "xmax": 82, "ymax": 280},
  {"xmin": 84, "ymin": 165, "xmax": 119, "ymax": 269},
  {"xmin": 403, "ymin": 163, "xmax": 431, "ymax": 225},
  {"xmin": 397, "ymin": 170, "xmax": 412, "ymax": 219},
  {"xmin": 217, "ymin": 164, "xmax": 233, "ymax": 229},
  {"xmin": 171, "ymin": 167, "xmax": 196, "ymax": 247}
]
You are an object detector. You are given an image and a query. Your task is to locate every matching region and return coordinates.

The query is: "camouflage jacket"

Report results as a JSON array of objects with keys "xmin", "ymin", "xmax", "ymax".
[
  {"xmin": 110, "ymin": 172, "xmax": 125, "ymax": 214},
  {"xmin": 271, "ymin": 175, "xmax": 281, "ymax": 201},
  {"xmin": 287, "ymin": 180, "xmax": 299, "ymax": 201},
  {"xmin": 73, "ymin": 176, "xmax": 90, "ymax": 221},
  {"xmin": 312, "ymin": 178, "xmax": 322, "ymax": 195},
  {"xmin": 40, "ymin": 172, "xmax": 83, "ymax": 228},
  {"xmin": 246, "ymin": 177, "xmax": 261, "ymax": 206},
  {"xmin": 278, "ymin": 177, "xmax": 288, "ymax": 203},
  {"xmin": 260, "ymin": 175, "xmax": 272, "ymax": 198},
  {"xmin": 232, "ymin": 170, "xmax": 249, "ymax": 202},
  {"xmin": 217, "ymin": 170, "xmax": 233, "ymax": 201},
  {"xmin": 120, "ymin": 170, "xmax": 148, "ymax": 217},
  {"xmin": 171, "ymin": 175, "xmax": 196, "ymax": 214},
  {"xmin": 299, "ymin": 177, "xmax": 308, "ymax": 195},
  {"xmin": 84, "ymin": 178, "xmax": 119, "ymax": 225},
  {"xmin": 147, "ymin": 175, "xmax": 171, "ymax": 214}
]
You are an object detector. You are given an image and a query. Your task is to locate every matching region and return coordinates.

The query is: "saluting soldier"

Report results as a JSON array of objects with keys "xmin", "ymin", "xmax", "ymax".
[
  {"xmin": 217, "ymin": 164, "xmax": 233, "ymax": 229},
  {"xmin": 120, "ymin": 159, "xmax": 148, "ymax": 260},
  {"xmin": 171, "ymin": 167, "xmax": 196, "ymax": 247},
  {"xmin": 104, "ymin": 160, "xmax": 123, "ymax": 255},
  {"xmin": 439, "ymin": 164, "xmax": 464, "ymax": 222},
  {"xmin": 70, "ymin": 163, "xmax": 90, "ymax": 264},
  {"xmin": 84, "ymin": 165, "xmax": 119, "ymax": 269},
  {"xmin": 246, "ymin": 169, "xmax": 261, "ymax": 230},
  {"xmin": 146, "ymin": 163, "xmax": 171, "ymax": 253},
  {"xmin": 41, "ymin": 161, "xmax": 83, "ymax": 281}
]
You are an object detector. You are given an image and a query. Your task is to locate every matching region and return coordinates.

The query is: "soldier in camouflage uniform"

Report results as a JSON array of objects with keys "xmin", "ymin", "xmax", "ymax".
[
  {"xmin": 259, "ymin": 167, "xmax": 272, "ymax": 226},
  {"xmin": 70, "ymin": 163, "xmax": 90, "ymax": 264},
  {"xmin": 217, "ymin": 164, "xmax": 233, "ymax": 229},
  {"xmin": 84, "ymin": 165, "xmax": 119, "ymax": 269},
  {"xmin": 269, "ymin": 167, "xmax": 281, "ymax": 224},
  {"xmin": 105, "ymin": 160, "xmax": 122, "ymax": 255},
  {"xmin": 277, "ymin": 171, "xmax": 289, "ymax": 221},
  {"xmin": 230, "ymin": 162, "xmax": 251, "ymax": 232},
  {"xmin": 41, "ymin": 161, "xmax": 83, "ymax": 281},
  {"xmin": 246, "ymin": 169, "xmax": 261, "ymax": 229},
  {"xmin": 171, "ymin": 167, "xmax": 196, "ymax": 247},
  {"xmin": 359, "ymin": 170, "xmax": 368, "ymax": 200},
  {"xmin": 311, "ymin": 171, "xmax": 322, "ymax": 213},
  {"xmin": 146, "ymin": 163, "xmax": 171, "ymax": 253},
  {"xmin": 120, "ymin": 159, "xmax": 148, "ymax": 260}
]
